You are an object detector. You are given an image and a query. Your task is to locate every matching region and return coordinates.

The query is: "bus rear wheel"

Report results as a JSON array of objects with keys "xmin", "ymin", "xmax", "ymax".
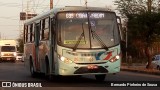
[
  {"xmin": 157, "ymin": 65, "xmax": 160, "ymax": 70},
  {"xmin": 45, "ymin": 58, "xmax": 52, "ymax": 80},
  {"xmin": 95, "ymin": 74, "xmax": 106, "ymax": 81},
  {"xmin": 30, "ymin": 61, "xmax": 37, "ymax": 77}
]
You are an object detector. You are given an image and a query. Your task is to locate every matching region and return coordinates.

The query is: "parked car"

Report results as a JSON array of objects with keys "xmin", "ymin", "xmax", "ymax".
[
  {"xmin": 21, "ymin": 54, "xmax": 24, "ymax": 62},
  {"xmin": 16, "ymin": 53, "xmax": 23, "ymax": 61},
  {"xmin": 152, "ymin": 55, "xmax": 160, "ymax": 70}
]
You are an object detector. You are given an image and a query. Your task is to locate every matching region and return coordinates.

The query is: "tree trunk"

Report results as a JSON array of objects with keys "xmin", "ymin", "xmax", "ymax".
[
  {"xmin": 145, "ymin": 46, "xmax": 152, "ymax": 69},
  {"xmin": 147, "ymin": 0, "xmax": 152, "ymax": 13}
]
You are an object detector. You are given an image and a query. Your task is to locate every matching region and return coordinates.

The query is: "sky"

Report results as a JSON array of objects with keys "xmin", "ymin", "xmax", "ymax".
[{"xmin": 0, "ymin": 0, "xmax": 116, "ymax": 40}]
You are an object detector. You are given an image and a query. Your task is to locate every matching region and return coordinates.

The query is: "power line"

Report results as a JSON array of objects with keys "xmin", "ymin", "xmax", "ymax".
[
  {"xmin": 34, "ymin": 0, "xmax": 41, "ymax": 12},
  {"xmin": 39, "ymin": 0, "xmax": 47, "ymax": 5},
  {"xmin": 41, "ymin": 6, "xmax": 50, "ymax": 13},
  {"xmin": 0, "ymin": 1, "xmax": 49, "ymax": 8},
  {"xmin": 41, "ymin": 0, "xmax": 61, "ymax": 12},
  {"xmin": 87, "ymin": 0, "xmax": 99, "ymax": 3},
  {"xmin": 55, "ymin": 0, "xmax": 61, "ymax": 7},
  {"xmin": 0, "ymin": 17, "xmax": 19, "ymax": 20},
  {"xmin": 0, "ymin": 16, "xmax": 18, "ymax": 17},
  {"xmin": 0, "ymin": 24, "xmax": 21, "ymax": 27}
]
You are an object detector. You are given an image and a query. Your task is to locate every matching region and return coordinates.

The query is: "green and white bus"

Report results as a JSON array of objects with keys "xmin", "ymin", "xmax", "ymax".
[{"xmin": 24, "ymin": 6, "xmax": 122, "ymax": 81}]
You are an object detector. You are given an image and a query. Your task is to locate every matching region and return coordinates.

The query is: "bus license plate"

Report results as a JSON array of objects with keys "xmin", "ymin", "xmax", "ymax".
[
  {"xmin": 87, "ymin": 65, "xmax": 98, "ymax": 69},
  {"xmin": 7, "ymin": 58, "xmax": 10, "ymax": 60}
]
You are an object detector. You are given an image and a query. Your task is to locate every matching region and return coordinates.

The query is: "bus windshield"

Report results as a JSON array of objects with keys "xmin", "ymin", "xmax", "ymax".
[
  {"xmin": 1, "ymin": 46, "xmax": 16, "ymax": 52},
  {"xmin": 57, "ymin": 12, "xmax": 120, "ymax": 49}
]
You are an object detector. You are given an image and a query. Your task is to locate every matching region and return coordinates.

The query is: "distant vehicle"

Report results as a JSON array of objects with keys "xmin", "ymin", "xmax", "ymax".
[
  {"xmin": 0, "ymin": 40, "xmax": 17, "ymax": 62},
  {"xmin": 21, "ymin": 54, "xmax": 24, "ymax": 62},
  {"xmin": 16, "ymin": 53, "xmax": 23, "ymax": 61},
  {"xmin": 152, "ymin": 55, "xmax": 160, "ymax": 70}
]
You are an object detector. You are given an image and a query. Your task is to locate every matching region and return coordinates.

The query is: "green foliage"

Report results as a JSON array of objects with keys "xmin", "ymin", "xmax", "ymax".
[
  {"xmin": 115, "ymin": 0, "xmax": 160, "ymax": 69},
  {"xmin": 115, "ymin": 0, "xmax": 160, "ymax": 49},
  {"xmin": 17, "ymin": 38, "xmax": 24, "ymax": 53},
  {"xmin": 128, "ymin": 12, "xmax": 160, "ymax": 43},
  {"xmin": 115, "ymin": 0, "xmax": 160, "ymax": 17}
]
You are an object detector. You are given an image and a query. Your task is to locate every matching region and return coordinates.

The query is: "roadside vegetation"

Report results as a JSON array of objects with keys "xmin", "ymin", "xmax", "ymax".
[{"xmin": 115, "ymin": 0, "xmax": 160, "ymax": 69}]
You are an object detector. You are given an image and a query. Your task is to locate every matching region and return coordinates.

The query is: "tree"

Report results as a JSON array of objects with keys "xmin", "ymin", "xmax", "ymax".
[
  {"xmin": 17, "ymin": 38, "xmax": 24, "ymax": 53},
  {"xmin": 115, "ymin": 0, "xmax": 160, "ymax": 69},
  {"xmin": 115, "ymin": 0, "xmax": 160, "ymax": 17}
]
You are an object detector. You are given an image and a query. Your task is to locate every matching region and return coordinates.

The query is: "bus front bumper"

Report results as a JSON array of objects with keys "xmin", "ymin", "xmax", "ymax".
[{"xmin": 57, "ymin": 60, "xmax": 120, "ymax": 75}]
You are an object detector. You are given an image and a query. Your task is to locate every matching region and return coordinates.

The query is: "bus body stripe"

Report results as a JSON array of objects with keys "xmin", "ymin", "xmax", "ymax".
[
  {"xmin": 95, "ymin": 52, "xmax": 104, "ymax": 60},
  {"xmin": 103, "ymin": 52, "xmax": 112, "ymax": 60}
]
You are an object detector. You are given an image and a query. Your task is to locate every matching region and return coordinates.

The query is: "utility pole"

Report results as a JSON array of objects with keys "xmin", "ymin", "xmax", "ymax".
[
  {"xmin": 50, "ymin": 0, "xmax": 53, "ymax": 9},
  {"xmin": 85, "ymin": 0, "xmax": 87, "ymax": 8},
  {"xmin": 26, "ymin": 1, "xmax": 29, "ymax": 20},
  {"xmin": 158, "ymin": 0, "xmax": 160, "ymax": 12},
  {"xmin": 147, "ymin": 0, "xmax": 152, "ymax": 13}
]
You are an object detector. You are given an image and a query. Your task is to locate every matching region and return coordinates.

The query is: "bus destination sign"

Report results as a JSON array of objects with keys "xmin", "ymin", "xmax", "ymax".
[{"xmin": 66, "ymin": 13, "xmax": 105, "ymax": 19}]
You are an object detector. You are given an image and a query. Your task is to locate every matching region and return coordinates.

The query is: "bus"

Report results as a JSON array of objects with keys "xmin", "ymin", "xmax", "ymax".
[{"xmin": 24, "ymin": 6, "xmax": 122, "ymax": 81}]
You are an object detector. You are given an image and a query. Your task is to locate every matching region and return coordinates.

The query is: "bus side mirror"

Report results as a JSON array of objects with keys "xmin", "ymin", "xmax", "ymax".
[{"xmin": 117, "ymin": 16, "xmax": 125, "ymax": 41}]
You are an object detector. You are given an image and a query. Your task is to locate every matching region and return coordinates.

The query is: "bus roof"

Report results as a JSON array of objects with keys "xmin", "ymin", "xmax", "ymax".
[{"xmin": 25, "ymin": 6, "xmax": 115, "ymax": 25}]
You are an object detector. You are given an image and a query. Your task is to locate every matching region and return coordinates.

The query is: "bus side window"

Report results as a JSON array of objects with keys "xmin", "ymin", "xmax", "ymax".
[
  {"xmin": 35, "ymin": 22, "xmax": 41, "ymax": 46},
  {"xmin": 41, "ymin": 20, "xmax": 45, "ymax": 40},
  {"xmin": 42, "ymin": 18, "xmax": 49, "ymax": 40},
  {"xmin": 30, "ymin": 24, "xmax": 33, "ymax": 42},
  {"xmin": 23, "ymin": 25, "xmax": 25, "ymax": 43},
  {"xmin": 24, "ymin": 25, "xmax": 28, "ymax": 43},
  {"xmin": 27, "ymin": 25, "xmax": 30, "ymax": 42},
  {"xmin": 117, "ymin": 16, "xmax": 123, "ymax": 41},
  {"xmin": 33, "ymin": 25, "xmax": 35, "ymax": 42}
]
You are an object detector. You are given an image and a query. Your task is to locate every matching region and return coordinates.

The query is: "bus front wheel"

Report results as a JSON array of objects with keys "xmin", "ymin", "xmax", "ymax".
[
  {"xmin": 45, "ymin": 58, "xmax": 52, "ymax": 80},
  {"xmin": 157, "ymin": 65, "xmax": 160, "ymax": 70},
  {"xmin": 95, "ymin": 74, "xmax": 106, "ymax": 81}
]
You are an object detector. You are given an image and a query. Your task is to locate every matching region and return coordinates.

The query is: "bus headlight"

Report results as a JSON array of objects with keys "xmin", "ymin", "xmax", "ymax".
[
  {"xmin": 13, "ymin": 52, "xmax": 17, "ymax": 56},
  {"xmin": 60, "ymin": 56, "xmax": 65, "ymax": 61},
  {"xmin": 1, "ymin": 53, "xmax": 4, "ymax": 56},
  {"xmin": 109, "ymin": 55, "xmax": 120, "ymax": 63},
  {"xmin": 58, "ymin": 55, "xmax": 73, "ymax": 64}
]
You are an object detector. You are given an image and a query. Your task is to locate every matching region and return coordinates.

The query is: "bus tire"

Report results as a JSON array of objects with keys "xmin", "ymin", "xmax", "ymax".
[
  {"xmin": 95, "ymin": 74, "xmax": 106, "ymax": 81},
  {"xmin": 0, "ymin": 59, "xmax": 2, "ymax": 63},
  {"xmin": 30, "ymin": 59, "xmax": 37, "ymax": 78},
  {"xmin": 157, "ymin": 65, "xmax": 160, "ymax": 70},
  {"xmin": 12, "ymin": 60, "xmax": 16, "ymax": 63},
  {"xmin": 45, "ymin": 57, "xmax": 52, "ymax": 80}
]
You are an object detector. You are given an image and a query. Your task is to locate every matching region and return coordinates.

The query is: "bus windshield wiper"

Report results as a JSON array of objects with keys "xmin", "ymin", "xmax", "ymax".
[
  {"xmin": 73, "ymin": 23, "xmax": 86, "ymax": 51},
  {"xmin": 91, "ymin": 29, "xmax": 108, "ymax": 51},
  {"xmin": 86, "ymin": 12, "xmax": 108, "ymax": 51}
]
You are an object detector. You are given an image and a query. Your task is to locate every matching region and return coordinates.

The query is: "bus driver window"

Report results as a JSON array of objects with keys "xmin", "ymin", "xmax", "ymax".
[{"xmin": 64, "ymin": 22, "xmax": 81, "ymax": 40}]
